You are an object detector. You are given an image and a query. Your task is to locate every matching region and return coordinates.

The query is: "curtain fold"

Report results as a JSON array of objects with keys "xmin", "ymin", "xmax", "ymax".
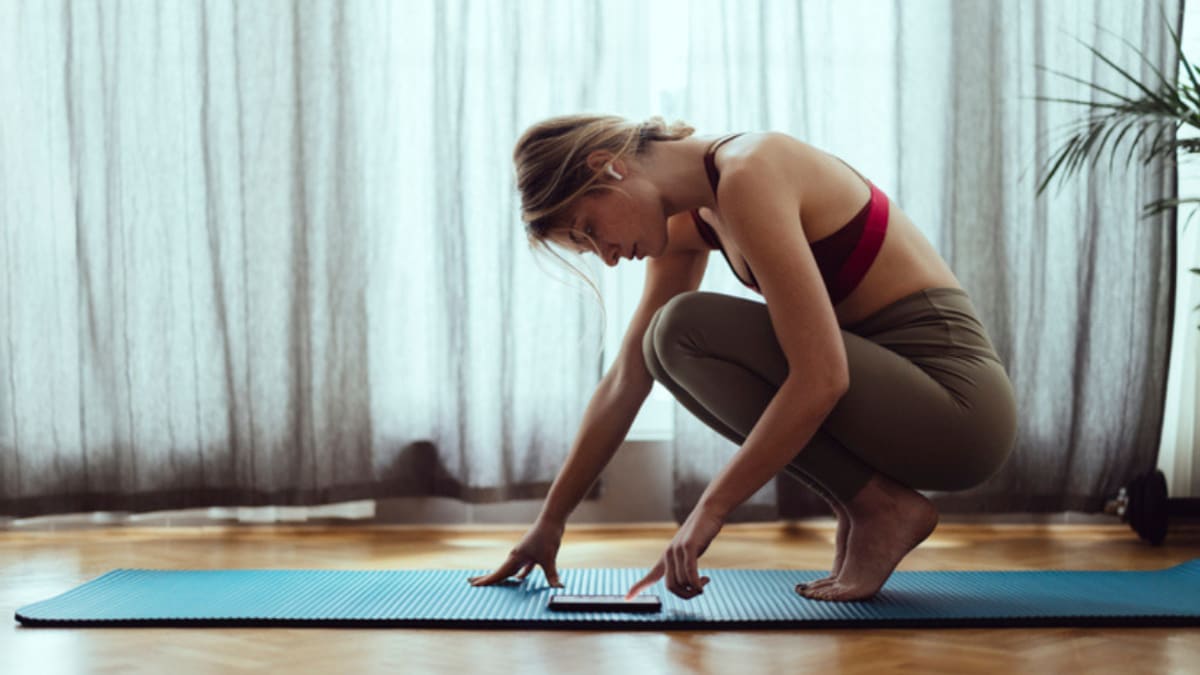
[
  {"xmin": 0, "ymin": 0, "xmax": 1182, "ymax": 521},
  {"xmin": 670, "ymin": 0, "xmax": 1181, "ymax": 522},
  {"xmin": 0, "ymin": 0, "xmax": 634, "ymax": 517}
]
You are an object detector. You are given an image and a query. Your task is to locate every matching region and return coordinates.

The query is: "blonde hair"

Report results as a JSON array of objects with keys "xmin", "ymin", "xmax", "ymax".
[{"xmin": 512, "ymin": 114, "xmax": 695, "ymax": 353}]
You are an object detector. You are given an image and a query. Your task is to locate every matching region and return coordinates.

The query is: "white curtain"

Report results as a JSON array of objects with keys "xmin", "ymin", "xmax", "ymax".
[
  {"xmin": 0, "ymin": 0, "xmax": 640, "ymax": 517},
  {"xmin": 666, "ymin": 0, "xmax": 1181, "ymax": 520},
  {"xmin": 0, "ymin": 0, "xmax": 1186, "ymax": 523}
]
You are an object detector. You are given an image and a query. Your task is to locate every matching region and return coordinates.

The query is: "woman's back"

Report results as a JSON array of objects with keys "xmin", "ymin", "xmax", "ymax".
[{"xmin": 645, "ymin": 132, "xmax": 964, "ymax": 328}]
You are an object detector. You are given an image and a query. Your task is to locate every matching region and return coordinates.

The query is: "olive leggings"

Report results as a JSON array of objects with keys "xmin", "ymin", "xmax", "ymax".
[{"xmin": 641, "ymin": 287, "xmax": 1018, "ymax": 505}]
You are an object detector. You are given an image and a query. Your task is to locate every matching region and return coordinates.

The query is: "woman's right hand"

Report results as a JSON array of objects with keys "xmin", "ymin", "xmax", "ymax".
[{"xmin": 467, "ymin": 518, "xmax": 566, "ymax": 588}]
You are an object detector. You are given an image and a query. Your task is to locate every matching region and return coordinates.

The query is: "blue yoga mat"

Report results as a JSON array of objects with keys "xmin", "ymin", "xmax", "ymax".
[{"xmin": 15, "ymin": 560, "xmax": 1200, "ymax": 629}]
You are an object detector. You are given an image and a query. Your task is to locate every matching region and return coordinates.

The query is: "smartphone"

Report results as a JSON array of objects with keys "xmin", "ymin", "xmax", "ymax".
[{"xmin": 547, "ymin": 594, "xmax": 662, "ymax": 613}]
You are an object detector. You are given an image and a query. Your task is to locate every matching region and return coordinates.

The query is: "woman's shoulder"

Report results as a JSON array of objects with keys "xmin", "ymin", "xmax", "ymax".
[
  {"xmin": 713, "ymin": 132, "xmax": 812, "ymax": 203},
  {"xmin": 714, "ymin": 131, "xmax": 815, "ymax": 176}
]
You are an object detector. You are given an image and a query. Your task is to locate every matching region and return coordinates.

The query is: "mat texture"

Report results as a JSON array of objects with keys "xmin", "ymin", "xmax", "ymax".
[{"xmin": 15, "ymin": 560, "xmax": 1200, "ymax": 629}]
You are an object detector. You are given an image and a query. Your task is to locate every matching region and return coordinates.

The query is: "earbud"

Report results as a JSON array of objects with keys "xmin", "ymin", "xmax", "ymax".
[{"xmin": 606, "ymin": 165, "xmax": 623, "ymax": 181}]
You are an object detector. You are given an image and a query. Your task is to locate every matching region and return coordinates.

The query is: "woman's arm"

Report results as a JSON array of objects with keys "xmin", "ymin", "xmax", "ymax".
[
  {"xmin": 695, "ymin": 376, "xmax": 845, "ymax": 520},
  {"xmin": 538, "ymin": 371, "xmax": 651, "ymax": 526},
  {"xmin": 696, "ymin": 144, "xmax": 851, "ymax": 519},
  {"xmin": 540, "ymin": 244, "xmax": 708, "ymax": 526}
]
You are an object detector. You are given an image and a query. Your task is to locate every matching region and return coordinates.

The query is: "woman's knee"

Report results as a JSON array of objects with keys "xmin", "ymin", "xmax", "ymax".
[
  {"xmin": 642, "ymin": 307, "xmax": 667, "ymax": 382},
  {"xmin": 646, "ymin": 291, "xmax": 716, "ymax": 365},
  {"xmin": 642, "ymin": 292, "xmax": 707, "ymax": 380}
]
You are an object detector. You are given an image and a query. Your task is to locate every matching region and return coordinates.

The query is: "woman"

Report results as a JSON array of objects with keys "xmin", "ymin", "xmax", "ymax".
[{"xmin": 468, "ymin": 114, "xmax": 1017, "ymax": 602}]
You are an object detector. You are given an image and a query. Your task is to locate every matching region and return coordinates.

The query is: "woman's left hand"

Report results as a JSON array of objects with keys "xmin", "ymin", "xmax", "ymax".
[{"xmin": 625, "ymin": 508, "xmax": 725, "ymax": 600}]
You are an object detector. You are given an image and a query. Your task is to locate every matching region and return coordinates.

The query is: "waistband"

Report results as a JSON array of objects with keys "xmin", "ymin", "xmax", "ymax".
[{"xmin": 845, "ymin": 287, "xmax": 1003, "ymax": 362}]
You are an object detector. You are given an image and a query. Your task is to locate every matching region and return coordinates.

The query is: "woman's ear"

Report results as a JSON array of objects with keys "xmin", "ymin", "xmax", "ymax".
[
  {"xmin": 585, "ymin": 150, "xmax": 614, "ymax": 174},
  {"xmin": 610, "ymin": 157, "xmax": 629, "ymax": 179}
]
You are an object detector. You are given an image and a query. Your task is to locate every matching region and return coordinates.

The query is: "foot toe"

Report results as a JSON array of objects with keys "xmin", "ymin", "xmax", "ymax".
[
  {"xmin": 804, "ymin": 585, "xmax": 830, "ymax": 600},
  {"xmin": 807, "ymin": 582, "xmax": 880, "ymax": 602},
  {"xmin": 803, "ymin": 577, "xmax": 837, "ymax": 591},
  {"xmin": 795, "ymin": 578, "xmax": 830, "ymax": 592}
]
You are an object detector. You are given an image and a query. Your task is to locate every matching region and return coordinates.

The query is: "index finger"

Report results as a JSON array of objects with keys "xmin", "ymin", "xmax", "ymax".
[
  {"xmin": 624, "ymin": 563, "xmax": 663, "ymax": 601},
  {"xmin": 467, "ymin": 552, "xmax": 527, "ymax": 586},
  {"xmin": 623, "ymin": 577, "xmax": 648, "ymax": 602}
]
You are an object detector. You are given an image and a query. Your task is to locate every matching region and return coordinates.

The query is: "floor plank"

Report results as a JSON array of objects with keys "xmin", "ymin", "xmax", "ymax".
[{"xmin": 3, "ymin": 521, "xmax": 1200, "ymax": 674}]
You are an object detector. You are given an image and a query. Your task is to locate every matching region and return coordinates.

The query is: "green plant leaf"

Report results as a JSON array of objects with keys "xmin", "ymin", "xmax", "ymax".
[
  {"xmin": 1033, "ymin": 95, "xmax": 1135, "ymax": 110},
  {"xmin": 1143, "ymin": 197, "xmax": 1200, "ymax": 216},
  {"xmin": 1037, "ymin": 133, "xmax": 1077, "ymax": 196},
  {"xmin": 1162, "ymin": 5, "xmax": 1200, "ymax": 104},
  {"xmin": 1143, "ymin": 123, "xmax": 1182, "ymax": 165},
  {"xmin": 1099, "ymin": 114, "xmax": 1137, "ymax": 170},
  {"xmin": 1036, "ymin": 12, "xmax": 1189, "ymax": 202},
  {"xmin": 1126, "ymin": 122, "xmax": 1157, "ymax": 165},
  {"xmin": 1034, "ymin": 64, "xmax": 1139, "ymax": 105},
  {"xmin": 1075, "ymin": 36, "xmax": 1178, "ymax": 112},
  {"xmin": 1098, "ymin": 17, "xmax": 1174, "ymax": 83}
]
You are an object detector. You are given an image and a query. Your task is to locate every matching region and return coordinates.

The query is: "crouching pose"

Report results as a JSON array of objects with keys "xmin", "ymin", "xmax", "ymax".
[{"xmin": 471, "ymin": 114, "xmax": 1017, "ymax": 603}]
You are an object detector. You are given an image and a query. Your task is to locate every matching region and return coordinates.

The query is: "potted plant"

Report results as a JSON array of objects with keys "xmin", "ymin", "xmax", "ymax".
[{"xmin": 1036, "ymin": 13, "xmax": 1199, "ymax": 328}]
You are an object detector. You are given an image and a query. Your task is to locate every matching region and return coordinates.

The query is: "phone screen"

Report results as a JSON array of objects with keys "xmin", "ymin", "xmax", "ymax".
[{"xmin": 547, "ymin": 594, "xmax": 662, "ymax": 613}]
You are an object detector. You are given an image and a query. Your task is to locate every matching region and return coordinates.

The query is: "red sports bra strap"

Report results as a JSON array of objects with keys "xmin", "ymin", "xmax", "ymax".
[
  {"xmin": 703, "ymin": 133, "xmax": 745, "ymax": 200},
  {"xmin": 830, "ymin": 182, "xmax": 889, "ymax": 304}
]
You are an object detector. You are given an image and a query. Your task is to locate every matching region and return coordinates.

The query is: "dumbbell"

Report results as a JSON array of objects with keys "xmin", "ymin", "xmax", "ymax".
[{"xmin": 1103, "ymin": 469, "xmax": 1200, "ymax": 545}]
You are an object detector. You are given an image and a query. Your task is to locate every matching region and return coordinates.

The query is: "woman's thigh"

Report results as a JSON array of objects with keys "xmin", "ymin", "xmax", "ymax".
[{"xmin": 649, "ymin": 290, "xmax": 1016, "ymax": 491}]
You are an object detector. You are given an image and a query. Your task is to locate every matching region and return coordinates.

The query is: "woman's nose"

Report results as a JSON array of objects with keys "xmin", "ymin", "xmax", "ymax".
[{"xmin": 606, "ymin": 245, "xmax": 620, "ymax": 266}]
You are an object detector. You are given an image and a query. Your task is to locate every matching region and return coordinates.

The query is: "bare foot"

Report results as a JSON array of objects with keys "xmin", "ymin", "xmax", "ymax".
[
  {"xmin": 799, "ymin": 474, "xmax": 938, "ymax": 602},
  {"xmin": 796, "ymin": 504, "xmax": 849, "ymax": 593}
]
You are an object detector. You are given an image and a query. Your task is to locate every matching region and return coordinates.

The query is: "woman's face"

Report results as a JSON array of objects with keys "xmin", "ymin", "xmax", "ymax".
[{"xmin": 560, "ymin": 182, "xmax": 664, "ymax": 266}]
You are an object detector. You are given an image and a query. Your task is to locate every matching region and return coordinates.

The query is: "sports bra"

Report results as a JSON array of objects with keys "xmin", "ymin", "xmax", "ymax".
[{"xmin": 689, "ymin": 133, "xmax": 889, "ymax": 305}]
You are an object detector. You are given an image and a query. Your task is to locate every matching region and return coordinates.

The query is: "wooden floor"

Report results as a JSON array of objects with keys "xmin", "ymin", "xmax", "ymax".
[{"xmin": 3, "ymin": 520, "xmax": 1200, "ymax": 674}]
